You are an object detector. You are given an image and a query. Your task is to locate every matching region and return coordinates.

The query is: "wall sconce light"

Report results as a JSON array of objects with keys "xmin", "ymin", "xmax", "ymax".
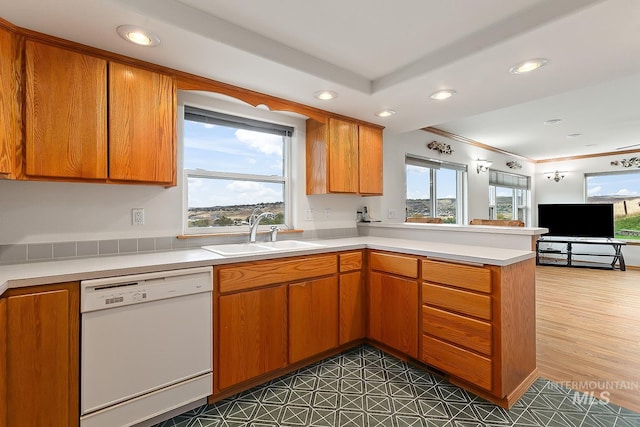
[
  {"xmin": 546, "ymin": 171, "xmax": 565, "ymax": 182},
  {"xmin": 476, "ymin": 159, "xmax": 492, "ymax": 174},
  {"xmin": 506, "ymin": 160, "xmax": 522, "ymax": 170}
]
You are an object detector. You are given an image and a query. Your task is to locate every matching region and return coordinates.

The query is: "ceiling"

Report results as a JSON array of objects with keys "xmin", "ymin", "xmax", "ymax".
[{"xmin": 3, "ymin": 0, "xmax": 640, "ymax": 161}]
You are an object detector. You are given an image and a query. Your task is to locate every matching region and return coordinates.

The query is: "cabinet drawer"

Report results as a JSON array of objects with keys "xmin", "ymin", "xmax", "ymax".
[
  {"xmin": 422, "ymin": 259, "xmax": 491, "ymax": 293},
  {"xmin": 422, "ymin": 335, "xmax": 492, "ymax": 390},
  {"xmin": 218, "ymin": 255, "xmax": 337, "ymax": 293},
  {"xmin": 422, "ymin": 283, "xmax": 492, "ymax": 320},
  {"xmin": 370, "ymin": 252, "xmax": 418, "ymax": 278},
  {"xmin": 422, "ymin": 306, "xmax": 492, "ymax": 355},
  {"xmin": 339, "ymin": 251, "xmax": 362, "ymax": 272}
]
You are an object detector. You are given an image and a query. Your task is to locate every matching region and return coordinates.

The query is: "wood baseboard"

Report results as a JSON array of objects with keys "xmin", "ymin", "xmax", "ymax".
[{"xmin": 450, "ymin": 368, "xmax": 539, "ymax": 409}]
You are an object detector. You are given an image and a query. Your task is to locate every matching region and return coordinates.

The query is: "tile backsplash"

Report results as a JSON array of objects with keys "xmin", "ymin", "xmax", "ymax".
[{"xmin": 0, "ymin": 228, "xmax": 358, "ymax": 264}]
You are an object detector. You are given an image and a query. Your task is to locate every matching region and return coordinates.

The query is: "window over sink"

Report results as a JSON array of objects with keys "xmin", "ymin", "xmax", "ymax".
[{"xmin": 183, "ymin": 106, "xmax": 293, "ymax": 234}]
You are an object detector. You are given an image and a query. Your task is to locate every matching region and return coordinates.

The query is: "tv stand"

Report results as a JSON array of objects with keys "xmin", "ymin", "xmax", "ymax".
[{"xmin": 536, "ymin": 237, "xmax": 626, "ymax": 271}]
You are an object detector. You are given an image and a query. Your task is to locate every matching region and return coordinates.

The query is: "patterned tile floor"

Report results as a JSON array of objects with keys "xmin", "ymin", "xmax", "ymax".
[{"xmin": 154, "ymin": 345, "xmax": 640, "ymax": 427}]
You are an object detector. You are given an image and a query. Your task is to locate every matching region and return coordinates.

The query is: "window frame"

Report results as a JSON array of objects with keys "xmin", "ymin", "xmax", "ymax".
[
  {"xmin": 488, "ymin": 170, "xmax": 530, "ymax": 225},
  {"xmin": 585, "ymin": 169, "xmax": 640, "ymax": 240},
  {"xmin": 181, "ymin": 105, "xmax": 293, "ymax": 235},
  {"xmin": 404, "ymin": 154, "xmax": 467, "ymax": 224}
]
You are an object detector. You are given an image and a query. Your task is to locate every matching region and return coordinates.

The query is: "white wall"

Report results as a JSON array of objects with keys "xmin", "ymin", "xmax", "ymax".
[
  {"xmin": 3, "ymin": 90, "xmax": 634, "ymax": 267},
  {"xmin": 369, "ymin": 129, "xmax": 536, "ymax": 224},
  {"xmin": 0, "ymin": 91, "xmax": 365, "ymax": 245}
]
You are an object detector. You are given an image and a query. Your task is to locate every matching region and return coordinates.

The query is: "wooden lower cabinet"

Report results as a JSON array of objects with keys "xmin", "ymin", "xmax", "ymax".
[
  {"xmin": 217, "ymin": 285, "xmax": 287, "ymax": 390},
  {"xmin": 368, "ymin": 271, "xmax": 419, "ymax": 358},
  {"xmin": 339, "ymin": 251, "xmax": 365, "ymax": 344},
  {"xmin": 339, "ymin": 270, "xmax": 365, "ymax": 344},
  {"xmin": 422, "ymin": 334, "xmax": 493, "ymax": 390},
  {"xmin": 214, "ymin": 254, "xmax": 343, "ymax": 394},
  {"xmin": 289, "ymin": 276, "xmax": 339, "ymax": 363},
  {"xmin": 1, "ymin": 282, "xmax": 79, "ymax": 427},
  {"xmin": 420, "ymin": 258, "xmax": 537, "ymax": 407}
]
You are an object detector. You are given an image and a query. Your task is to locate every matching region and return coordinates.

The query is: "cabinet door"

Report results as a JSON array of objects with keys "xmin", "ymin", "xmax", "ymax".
[
  {"xmin": 289, "ymin": 276, "xmax": 339, "ymax": 363},
  {"xmin": 5, "ymin": 283, "xmax": 79, "ymax": 427},
  {"xmin": 218, "ymin": 285, "xmax": 287, "ymax": 390},
  {"xmin": 358, "ymin": 125, "xmax": 383, "ymax": 195},
  {"xmin": 368, "ymin": 271, "xmax": 418, "ymax": 358},
  {"xmin": 109, "ymin": 62, "xmax": 175, "ymax": 184},
  {"xmin": 0, "ymin": 298, "xmax": 6, "ymax": 427},
  {"xmin": 340, "ymin": 271, "xmax": 366, "ymax": 344},
  {"xmin": 25, "ymin": 40, "xmax": 107, "ymax": 179},
  {"xmin": 0, "ymin": 26, "xmax": 17, "ymax": 177},
  {"xmin": 328, "ymin": 118, "xmax": 358, "ymax": 193}
]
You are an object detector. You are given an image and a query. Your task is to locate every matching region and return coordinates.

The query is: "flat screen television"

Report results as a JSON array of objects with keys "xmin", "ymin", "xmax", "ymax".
[{"xmin": 537, "ymin": 203, "xmax": 614, "ymax": 238}]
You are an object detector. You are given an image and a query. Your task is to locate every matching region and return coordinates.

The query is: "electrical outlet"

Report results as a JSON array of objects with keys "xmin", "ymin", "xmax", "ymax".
[
  {"xmin": 388, "ymin": 208, "xmax": 397, "ymax": 219},
  {"xmin": 305, "ymin": 209, "xmax": 314, "ymax": 221},
  {"xmin": 324, "ymin": 208, "xmax": 331, "ymax": 219},
  {"xmin": 132, "ymin": 208, "xmax": 145, "ymax": 225}
]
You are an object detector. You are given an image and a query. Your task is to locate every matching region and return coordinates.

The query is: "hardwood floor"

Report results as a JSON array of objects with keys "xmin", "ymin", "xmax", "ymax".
[{"xmin": 536, "ymin": 265, "xmax": 640, "ymax": 413}]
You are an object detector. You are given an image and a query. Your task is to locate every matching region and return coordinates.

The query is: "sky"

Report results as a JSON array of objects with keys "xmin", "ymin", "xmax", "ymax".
[
  {"xmin": 406, "ymin": 165, "xmax": 457, "ymax": 200},
  {"xmin": 587, "ymin": 173, "xmax": 640, "ymax": 198},
  {"xmin": 184, "ymin": 120, "xmax": 640, "ymax": 208},
  {"xmin": 184, "ymin": 121, "xmax": 285, "ymax": 208}
]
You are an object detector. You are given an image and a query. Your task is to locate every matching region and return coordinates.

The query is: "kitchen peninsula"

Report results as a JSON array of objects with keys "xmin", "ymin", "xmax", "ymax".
[{"xmin": 0, "ymin": 236, "xmax": 537, "ymax": 427}]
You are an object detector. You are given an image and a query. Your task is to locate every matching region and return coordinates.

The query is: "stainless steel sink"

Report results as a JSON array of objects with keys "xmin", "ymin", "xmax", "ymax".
[{"xmin": 202, "ymin": 240, "xmax": 325, "ymax": 256}]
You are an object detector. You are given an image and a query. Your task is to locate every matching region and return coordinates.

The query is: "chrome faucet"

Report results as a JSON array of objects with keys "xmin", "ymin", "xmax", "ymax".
[
  {"xmin": 270, "ymin": 225, "xmax": 280, "ymax": 242},
  {"xmin": 248, "ymin": 208, "xmax": 275, "ymax": 243}
]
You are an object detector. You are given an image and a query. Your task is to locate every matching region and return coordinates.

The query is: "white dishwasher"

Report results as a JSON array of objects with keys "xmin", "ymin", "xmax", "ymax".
[{"xmin": 80, "ymin": 266, "xmax": 213, "ymax": 427}]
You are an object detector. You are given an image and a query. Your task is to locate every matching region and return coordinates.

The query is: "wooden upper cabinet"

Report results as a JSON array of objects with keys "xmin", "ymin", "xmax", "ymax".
[
  {"xmin": 306, "ymin": 117, "xmax": 383, "ymax": 195},
  {"xmin": 328, "ymin": 118, "xmax": 358, "ymax": 193},
  {"xmin": 108, "ymin": 62, "xmax": 175, "ymax": 184},
  {"xmin": 0, "ymin": 26, "xmax": 18, "ymax": 178},
  {"xmin": 358, "ymin": 125, "xmax": 383, "ymax": 195},
  {"xmin": 24, "ymin": 40, "xmax": 108, "ymax": 179}
]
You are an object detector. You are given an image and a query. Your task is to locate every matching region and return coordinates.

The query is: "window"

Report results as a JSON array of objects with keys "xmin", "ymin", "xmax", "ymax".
[
  {"xmin": 488, "ymin": 170, "xmax": 529, "ymax": 224},
  {"xmin": 183, "ymin": 106, "xmax": 293, "ymax": 233},
  {"xmin": 405, "ymin": 155, "xmax": 467, "ymax": 223},
  {"xmin": 586, "ymin": 171, "xmax": 640, "ymax": 240}
]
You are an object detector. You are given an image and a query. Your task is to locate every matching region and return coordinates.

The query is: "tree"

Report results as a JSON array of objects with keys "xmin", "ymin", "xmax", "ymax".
[{"xmin": 215, "ymin": 215, "xmax": 234, "ymax": 226}]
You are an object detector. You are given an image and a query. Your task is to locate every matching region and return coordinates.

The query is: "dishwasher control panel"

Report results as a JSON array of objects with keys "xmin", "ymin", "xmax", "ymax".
[{"xmin": 80, "ymin": 266, "xmax": 213, "ymax": 313}]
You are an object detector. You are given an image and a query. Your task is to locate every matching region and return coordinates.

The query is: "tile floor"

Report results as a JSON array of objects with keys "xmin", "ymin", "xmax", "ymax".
[{"xmin": 154, "ymin": 345, "xmax": 640, "ymax": 427}]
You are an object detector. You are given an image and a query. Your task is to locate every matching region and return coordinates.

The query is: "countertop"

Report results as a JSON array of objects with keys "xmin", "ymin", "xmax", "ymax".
[
  {"xmin": 0, "ymin": 236, "xmax": 535, "ymax": 295},
  {"xmin": 358, "ymin": 222, "xmax": 548, "ymax": 235}
]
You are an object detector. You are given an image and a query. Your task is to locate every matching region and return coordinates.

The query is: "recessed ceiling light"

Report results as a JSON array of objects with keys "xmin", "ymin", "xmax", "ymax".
[
  {"xmin": 567, "ymin": 133, "xmax": 582, "ymax": 138},
  {"xmin": 375, "ymin": 109, "xmax": 396, "ymax": 118},
  {"xmin": 430, "ymin": 89, "xmax": 456, "ymax": 100},
  {"xmin": 117, "ymin": 25, "xmax": 160, "ymax": 47},
  {"xmin": 543, "ymin": 119, "xmax": 562, "ymax": 125},
  {"xmin": 509, "ymin": 58, "xmax": 548, "ymax": 74},
  {"xmin": 313, "ymin": 90, "xmax": 338, "ymax": 100}
]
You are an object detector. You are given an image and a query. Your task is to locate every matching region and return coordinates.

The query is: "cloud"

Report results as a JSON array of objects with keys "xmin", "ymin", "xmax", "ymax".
[
  {"xmin": 587, "ymin": 185, "xmax": 602, "ymax": 196},
  {"xmin": 235, "ymin": 129, "xmax": 283, "ymax": 156}
]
